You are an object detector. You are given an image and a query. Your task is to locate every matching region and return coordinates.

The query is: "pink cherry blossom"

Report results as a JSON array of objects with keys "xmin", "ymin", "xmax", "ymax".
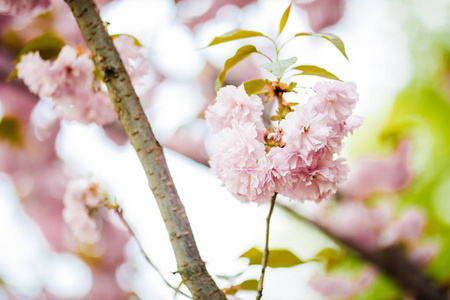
[
  {"xmin": 207, "ymin": 80, "xmax": 360, "ymax": 204},
  {"xmin": 0, "ymin": 0, "xmax": 51, "ymax": 16},
  {"xmin": 62, "ymin": 179, "xmax": 107, "ymax": 243},
  {"xmin": 281, "ymin": 104, "xmax": 331, "ymax": 157},
  {"xmin": 296, "ymin": 0, "xmax": 346, "ymax": 32},
  {"xmin": 49, "ymin": 46, "xmax": 95, "ymax": 97},
  {"xmin": 205, "ymin": 84, "xmax": 265, "ymax": 134},
  {"xmin": 17, "ymin": 52, "xmax": 57, "ymax": 98},
  {"xmin": 17, "ymin": 46, "xmax": 117, "ymax": 125},
  {"xmin": 309, "ymin": 268, "xmax": 376, "ymax": 299},
  {"xmin": 379, "ymin": 210, "xmax": 425, "ymax": 247},
  {"xmin": 210, "ymin": 122, "xmax": 275, "ymax": 203},
  {"xmin": 409, "ymin": 246, "xmax": 436, "ymax": 267},
  {"xmin": 320, "ymin": 202, "xmax": 391, "ymax": 251},
  {"xmin": 340, "ymin": 140, "xmax": 413, "ymax": 200},
  {"xmin": 310, "ymin": 81, "xmax": 359, "ymax": 121},
  {"xmin": 113, "ymin": 35, "xmax": 150, "ymax": 85}
]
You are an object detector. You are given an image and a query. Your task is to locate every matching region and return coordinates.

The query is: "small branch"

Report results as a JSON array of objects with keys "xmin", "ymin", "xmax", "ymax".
[
  {"xmin": 277, "ymin": 202, "xmax": 447, "ymax": 300},
  {"xmin": 256, "ymin": 193, "xmax": 277, "ymax": 300},
  {"xmin": 63, "ymin": 1, "xmax": 226, "ymax": 299},
  {"xmin": 115, "ymin": 207, "xmax": 193, "ymax": 299}
]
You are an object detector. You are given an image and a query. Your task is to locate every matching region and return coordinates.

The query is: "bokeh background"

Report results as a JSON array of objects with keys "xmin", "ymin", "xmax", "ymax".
[{"xmin": 0, "ymin": 0, "xmax": 449, "ymax": 299}]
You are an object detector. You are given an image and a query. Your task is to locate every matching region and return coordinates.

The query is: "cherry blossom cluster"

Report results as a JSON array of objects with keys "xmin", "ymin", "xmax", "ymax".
[
  {"xmin": 206, "ymin": 81, "xmax": 361, "ymax": 204},
  {"xmin": 0, "ymin": 0, "xmax": 51, "ymax": 16},
  {"xmin": 62, "ymin": 178, "xmax": 108, "ymax": 244},
  {"xmin": 16, "ymin": 35, "xmax": 150, "ymax": 125}
]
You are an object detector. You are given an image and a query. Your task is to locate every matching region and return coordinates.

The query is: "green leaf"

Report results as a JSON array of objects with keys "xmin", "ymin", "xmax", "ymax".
[
  {"xmin": 239, "ymin": 279, "xmax": 258, "ymax": 291},
  {"xmin": 260, "ymin": 56, "xmax": 298, "ymax": 78},
  {"xmin": 292, "ymin": 65, "xmax": 341, "ymax": 81},
  {"xmin": 8, "ymin": 33, "xmax": 65, "ymax": 80},
  {"xmin": 0, "ymin": 117, "xmax": 22, "ymax": 146},
  {"xmin": 207, "ymin": 29, "xmax": 268, "ymax": 47},
  {"xmin": 111, "ymin": 34, "xmax": 143, "ymax": 47},
  {"xmin": 240, "ymin": 247, "xmax": 304, "ymax": 268},
  {"xmin": 216, "ymin": 45, "xmax": 258, "ymax": 90},
  {"xmin": 313, "ymin": 248, "xmax": 344, "ymax": 270},
  {"xmin": 294, "ymin": 32, "xmax": 348, "ymax": 60},
  {"xmin": 243, "ymin": 79, "xmax": 267, "ymax": 95},
  {"xmin": 279, "ymin": 2, "xmax": 292, "ymax": 35}
]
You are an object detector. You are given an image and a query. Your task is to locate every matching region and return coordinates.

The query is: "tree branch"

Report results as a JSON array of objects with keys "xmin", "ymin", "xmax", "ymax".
[
  {"xmin": 115, "ymin": 207, "xmax": 193, "ymax": 299},
  {"xmin": 63, "ymin": 1, "xmax": 226, "ymax": 299},
  {"xmin": 277, "ymin": 202, "xmax": 447, "ymax": 300},
  {"xmin": 256, "ymin": 193, "xmax": 277, "ymax": 300}
]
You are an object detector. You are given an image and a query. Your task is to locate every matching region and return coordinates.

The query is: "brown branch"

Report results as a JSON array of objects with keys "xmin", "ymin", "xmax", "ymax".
[
  {"xmin": 63, "ymin": 1, "xmax": 226, "ymax": 299},
  {"xmin": 277, "ymin": 202, "xmax": 447, "ymax": 300},
  {"xmin": 256, "ymin": 193, "xmax": 277, "ymax": 300},
  {"xmin": 115, "ymin": 207, "xmax": 193, "ymax": 299}
]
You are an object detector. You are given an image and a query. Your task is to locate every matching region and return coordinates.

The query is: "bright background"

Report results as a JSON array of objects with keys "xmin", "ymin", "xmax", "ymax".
[{"xmin": 1, "ymin": 0, "xmax": 450, "ymax": 299}]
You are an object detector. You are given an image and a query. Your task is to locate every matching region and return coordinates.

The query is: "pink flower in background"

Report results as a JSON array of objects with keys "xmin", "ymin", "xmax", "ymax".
[
  {"xmin": 321, "ymin": 202, "xmax": 391, "ymax": 251},
  {"xmin": 56, "ymin": 90, "xmax": 116, "ymax": 125},
  {"xmin": 0, "ymin": 0, "xmax": 51, "ymax": 16},
  {"xmin": 379, "ymin": 210, "xmax": 425, "ymax": 247},
  {"xmin": 17, "ymin": 46, "xmax": 117, "ymax": 126},
  {"xmin": 49, "ymin": 46, "xmax": 94, "ymax": 97},
  {"xmin": 309, "ymin": 268, "xmax": 376, "ymax": 299},
  {"xmin": 310, "ymin": 81, "xmax": 359, "ymax": 121},
  {"xmin": 409, "ymin": 246, "xmax": 436, "ymax": 267},
  {"xmin": 62, "ymin": 179, "xmax": 107, "ymax": 243},
  {"xmin": 113, "ymin": 35, "xmax": 150, "ymax": 85},
  {"xmin": 205, "ymin": 84, "xmax": 265, "ymax": 134},
  {"xmin": 17, "ymin": 52, "xmax": 57, "ymax": 98},
  {"xmin": 340, "ymin": 140, "xmax": 413, "ymax": 200},
  {"xmin": 296, "ymin": 0, "xmax": 346, "ymax": 32}
]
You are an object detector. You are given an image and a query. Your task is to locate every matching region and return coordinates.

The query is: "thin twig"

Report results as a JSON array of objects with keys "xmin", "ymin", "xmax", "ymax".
[
  {"xmin": 276, "ymin": 202, "xmax": 447, "ymax": 300},
  {"xmin": 63, "ymin": 1, "xmax": 226, "ymax": 298},
  {"xmin": 115, "ymin": 207, "xmax": 193, "ymax": 299},
  {"xmin": 256, "ymin": 193, "xmax": 277, "ymax": 300}
]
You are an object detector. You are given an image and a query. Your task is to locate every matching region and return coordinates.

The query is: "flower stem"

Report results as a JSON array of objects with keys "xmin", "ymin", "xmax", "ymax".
[
  {"xmin": 256, "ymin": 193, "xmax": 277, "ymax": 300},
  {"xmin": 115, "ymin": 207, "xmax": 193, "ymax": 299}
]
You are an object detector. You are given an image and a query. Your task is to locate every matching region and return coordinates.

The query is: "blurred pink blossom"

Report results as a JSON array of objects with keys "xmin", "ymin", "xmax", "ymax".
[
  {"xmin": 408, "ymin": 246, "xmax": 436, "ymax": 267},
  {"xmin": 309, "ymin": 268, "xmax": 376, "ymax": 299},
  {"xmin": 0, "ymin": 0, "xmax": 51, "ymax": 16},
  {"xmin": 17, "ymin": 46, "xmax": 117, "ymax": 125},
  {"xmin": 62, "ymin": 179, "xmax": 107, "ymax": 244},
  {"xmin": 114, "ymin": 35, "xmax": 150, "ymax": 86},
  {"xmin": 340, "ymin": 140, "xmax": 413, "ymax": 200},
  {"xmin": 317, "ymin": 201, "xmax": 426, "ymax": 252},
  {"xmin": 296, "ymin": 0, "xmax": 346, "ymax": 32}
]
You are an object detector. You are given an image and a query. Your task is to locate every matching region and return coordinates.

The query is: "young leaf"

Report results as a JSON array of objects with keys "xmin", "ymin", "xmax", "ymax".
[
  {"xmin": 207, "ymin": 29, "xmax": 268, "ymax": 47},
  {"xmin": 216, "ymin": 45, "xmax": 258, "ymax": 90},
  {"xmin": 111, "ymin": 33, "xmax": 143, "ymax": 46},
  {"xmin": 294, "ymin": 32, "xmax": 348, "ymax": 60},
  {"xmin": 292, "ymin": 65, "xmax": 341, "ymax": 81},
  {"xmin": 243, "ymin": 79, "xmax": 267, "ymax": 95},
  {"xmin": 8, "ymin": 33, "xmax": 65, "ymax": 80},
  {"xmin": 279, "ymin": 2, "xmax": 292, "ymax": 35},
  {"xmin": 260, "ymin": 56, "xmax": 298, "ymax": 78},
  {"xmin": 240, "ymin": 247, "xmax": 263, "ymax": 265},
  {"xmin": 239, "ymin": 279, "xmax": 258, "ymax": 291},
  {"xmin": 240, "ymin": 247, "xmax": 305, "ymax": 268}
]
